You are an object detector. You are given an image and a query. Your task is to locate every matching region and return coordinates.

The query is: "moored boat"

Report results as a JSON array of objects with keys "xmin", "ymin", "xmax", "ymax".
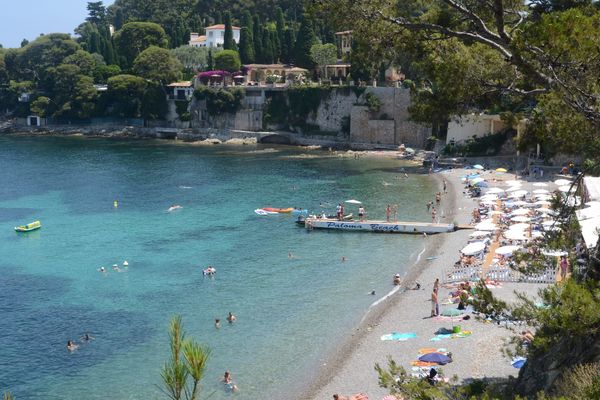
[
  {"xmin": 262, "ymin": 207, "xmax": 294, "ymax": 213},
  {"xmin": 15, "ymin": 220, "xmax": 41, "ymax": 232}
]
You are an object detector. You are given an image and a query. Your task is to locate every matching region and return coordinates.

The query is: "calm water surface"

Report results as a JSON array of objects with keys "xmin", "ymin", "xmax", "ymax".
[{"xmin": 0, "ymin": 136, "xmax": 437, "ymax": 399}]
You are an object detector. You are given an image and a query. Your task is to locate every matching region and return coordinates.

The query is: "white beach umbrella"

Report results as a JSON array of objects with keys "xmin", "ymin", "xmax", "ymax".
[
  {"xmin": 495, "ymin": 245, "xmax": 522, "ymax": 256},
  {"xmin": 509, "ymin": 223, "xmax": 530, "ymax": 231},
  {"xmin": 506, "ymin": 186, "xmax": 523, "ymax": 192},
  {"xmin": 554, "ymin": 179, "xmax": 572, "ymax": 186},
  {"xmin": 532, "ymin": 230, "xmax": 544, "ymax": 238},
  {"xmin": 558, "ymin": 185, "xmax": 573, "ymax": 192},
  {"xmin": 509, "ymin": 190, "xmax": 529, "ymax": 198},
  {"xmin": 511, "ymin": 208, "xmax": 530, "ymax": 216},
  {"xmin": 510, "ymin": 200, "xmax": 529, "ymax": 207},
  {"xmin": 541, "ymin": 249, "xmax": 568, "ymax": 257},
  {"xmin": 542, "ymin": 220, "xmax": 561, "ymax": 227},
  {"xmin": 506, "ymin": 180, "xmax": 523, "ymax": 186},
  {"xmin": 537, "ymin": 208, "xmax": 556, "ymax": 216},
  {"xmin": 533, "ymin": 182, "xmax": 548, "ymax": 187},
  {"xmin": 533, "ymin": 189, "xmax": 550, "ymax": 194},
  {"xmin": 534, "ymin": 200, "xmax": 552, "ymax": 206},
  {"xmin": 345, "ymin": 199, "xmax": 362, "ymax": 204},
  {"xmin": 504, "ymin": 231, "xmax": 529, "ymax": 241},
  {"xmin": 471, "ymin": 177, "xmax": 486, "ymax": 184},
  {"xmin": 475, "ymin": 221, "xmax": 498, "ymax": 231},
  {"xmin": 487, "ymin": 187, "xmax": 505, "ymax": 194},
  {"xmin": 480, "ymin": 194, "xmax": 499, "ymax": 200},
  {"xmin": 533, "ymin": 194, "xmax": 552, "ymax": 200},
  {"xmin": 470, "ymin": 231, "xmax": 492, "ymax": 238},
  {"xmin": 585, "ymin": 201, "xmax": 600, "ymax": 207},
  {"xmin": 461, "ymin": 241, "xmax": 486, "ymax": 255},
  {"xmin": 511, "ymin": 215, "xmax": 531, "ymax": 222}
]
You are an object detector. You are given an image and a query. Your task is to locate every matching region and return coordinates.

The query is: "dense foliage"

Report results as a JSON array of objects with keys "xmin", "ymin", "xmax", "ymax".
[{"xmin": 193, "ymin": 86, "xmax": 244, "ymax": 115}]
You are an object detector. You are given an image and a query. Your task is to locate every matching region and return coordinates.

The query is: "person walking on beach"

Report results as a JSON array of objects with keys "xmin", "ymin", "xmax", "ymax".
[
  {"xmin": 431, "ymin": 288, "xmax": 439, "ymax": 317},
  {"xmin": 443, "ymin": 179, "xmax": 447, "ymax": 193},
  {"xmin": 435, "ymin": 192, "xmax": 441, "ymax": 205},
  {"xmin": 434, "ymin": 278, "xmax": 439, "ymax": 292},
  {"xmin": 386, "ymin": 204, "xmax": 392, "ymax": 222},
  {"xmin": 560, "ymin": 255, "xmax": 569, "ymax": 280}
]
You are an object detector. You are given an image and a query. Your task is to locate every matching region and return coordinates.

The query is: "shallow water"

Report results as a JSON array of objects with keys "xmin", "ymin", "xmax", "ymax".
[{"xmin": 0, "ymin": 136, "xmax": 437, "ymax": 399}]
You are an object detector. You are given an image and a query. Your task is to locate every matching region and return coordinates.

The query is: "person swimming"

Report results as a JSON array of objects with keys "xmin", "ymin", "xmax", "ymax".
[
  {"xmin": 67, "ymin": 340, "xmax": 78, "ymax": 351},
  {"xmin": 227, "ymin": 312, "xmax": 236, "ymax": 323},
  {"xmin": 168, "ymin": 204, "xmax": 183, "ymax": 212},
  {"xmin": 98, "ymin": 266, "xmax": 106, "ymax": 273},
  {"xmin": 222, "ymin": 371, "xmax": 238, "ymax": 392},
  {"xmin": 203, "ymin": 266, "xmax": 216, "ymax": 275},
  {"xmin": 80, "ymin": 333, "xmax": 95, "ymax": 342}
]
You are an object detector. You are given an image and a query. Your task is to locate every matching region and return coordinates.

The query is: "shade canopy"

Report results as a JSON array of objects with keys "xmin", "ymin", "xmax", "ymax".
[
  {"xmin": 461, "ymin": 241, "xmax": 486, "ymax": 255},
  {"xmin": 487, "ymin": 187, "xmax": 505, "ymax": 194},
  {"xmin": 419, "ymin": 352, "xmax": 453, "ymax": 365},
  {"xmin": 509, "ymin": 223, "xmax": 530, "ymax": 231},
  {"xmin": 541, "ymin": 249, "xmax": 568, "ymax": 257},
  {"xmin": 533, "ymin": 189, "xmax": 550, "ymax": 194},
  {"xmin": 504, "ymin": 231, "xmax": 529, "ymax": 241},
  {"xmin": 473, "ymin": 164, "xmax": 485, "ymax": 170},
  {"xmin": 470, "ymin": 231, "xmax": 492, "ymax": 238},
  {"xmin": 533, "ymin": 182, "xmax": 548, "ymax": 187},
  {"xmin": 511, "ymin": 216, "xmax": 531, "ymax": 222},
  {"xmin": 496, "ymin": 168, "xmax": 508, "ymax": 172}
]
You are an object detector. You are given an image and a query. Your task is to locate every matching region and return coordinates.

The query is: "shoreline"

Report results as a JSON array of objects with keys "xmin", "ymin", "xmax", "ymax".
[{"xmin": 299, "ymin": 171, "xmax": 455, "ymax": 400}]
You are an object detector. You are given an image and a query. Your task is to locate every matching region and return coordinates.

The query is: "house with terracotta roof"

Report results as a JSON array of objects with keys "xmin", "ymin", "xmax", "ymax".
[{"xmin": 189, "ymin": 24, "xmax": 240, "ymax": 48}]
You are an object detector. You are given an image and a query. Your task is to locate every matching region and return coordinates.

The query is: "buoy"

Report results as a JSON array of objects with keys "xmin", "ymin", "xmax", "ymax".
[
  {"xmin": 114, "ymin": 200, "xmax": 118, "ymax": 208},
  {"xmin": 123, "ymin": 261, "xmax": 129, "ymax": 266}
]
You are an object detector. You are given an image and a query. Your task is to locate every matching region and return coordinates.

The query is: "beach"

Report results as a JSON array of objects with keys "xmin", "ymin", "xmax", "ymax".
[{"xmin": 305, "ymin": 168, "xmax": 547, "ymax": 400}]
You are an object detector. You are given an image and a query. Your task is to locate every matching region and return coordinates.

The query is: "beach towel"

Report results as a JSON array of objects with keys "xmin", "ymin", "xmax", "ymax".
[
  {"xmin": 418, "ymin": 347, "xmax": 439, "ymax": 354},
  {"xmin": 380, "ymin": 332, "xmax": 417, "ymax": 341},
  {"xmin": 430, "ymin": 330, "xmax": 472, "ymax": 341},
  {"xmin": 411, "ymin": 361, "xmax": 439, "ymax": 367}
]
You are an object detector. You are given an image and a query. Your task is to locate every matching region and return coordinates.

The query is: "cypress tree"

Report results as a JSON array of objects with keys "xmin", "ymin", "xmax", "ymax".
[
  {"xmin": 262, "ymin": 28, "xmax": 274, "ymax": 64},
  {"xmin": 252, "ymin": 15, "xmax": 263, "ymax": 63},
  {"xmin": 293, "ymin": 16, "xmax": 318, "ymax": 69},
  {"xmin": 242, "ymin": 10, "xmax": 253, "ymax": 33},
  {"xmin": 275, "ymin": 7, "xmax": 285, "ymax": 60},
  {"xmin": 207, "ymin": 49, "xmax": 214, "ymax": 70},
  {"xmin": 239, "ymin": 27, "xmax": 255, "ymax": 63},
  {"xmin": 282, "ymin": 28, "xmax": 295, "ymax": 64},
  {"xmin": 114, "ymin": 8, "xmax": 124, "ymax": 30},
  {"xmin": 270, "ymin": 29, "xmax": 280, "ymax": 63},
  {"xmin": 213, "ymin": 11, "xmax": 222, "ymax": 25},
  {"xmin": 223, "ymin": 12, "xmax": 235, "ymax": 50}
]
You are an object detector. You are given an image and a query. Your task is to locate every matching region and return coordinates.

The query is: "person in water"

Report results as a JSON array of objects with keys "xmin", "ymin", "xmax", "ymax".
[
  {"xmin": 215, "ymin": 319, "xmax": 221, "ymax": 329},
  {"xmin": 222, "ymin": 370, "xmax": 238, "ymax": 392},
  {"xmin": 393, "ymin": 274, "xmax": 402, "ymax": 286},
  {"xmin": 227, "ymin": 312, "xmax": 236, "ymax": 323},
  {"xmin": 81, "ymin": 333, "xmax": 95, "ymax": 342},
  {"xmin": 98, "ymin": 266, "xmax": 106, "ymax": 273},
  {"xmin": 67, "ymin": 340, "xmax": 78, "ymax": 351}
]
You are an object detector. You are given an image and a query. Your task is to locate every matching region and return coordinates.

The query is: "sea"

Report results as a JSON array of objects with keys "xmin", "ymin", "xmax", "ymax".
[{"xmin": 0, "ymin": 136, "xmax": 437, "ymax": 399}]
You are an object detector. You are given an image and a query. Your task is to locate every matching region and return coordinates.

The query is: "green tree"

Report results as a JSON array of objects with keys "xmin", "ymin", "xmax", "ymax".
[
  {"xmin": 252, "ymin": 15, "xmax": 263, "ymax": 63},
  {"xmin": 113, "ymin": 21, "xmax": 168, "ymax": 68},
  {"xmin": 310, "ymin": 43, "xmax": 337, "ymax": 78},
  {"xmin": 275, "ymin": 7, "xmax": 285, "ymax": 60},
  {"xmin": 141, "ymin": 82, "xmax": 168, "ymax": 120},
  {"xmin": 63, "ymin": 50, "xmax": 96, "ymax": 76},
  {"xmin": 171, "ymin": 46, "xmax": 218, "ymax": 74},
  {"xmin": 30, "ymin": 96, "xmax": 51, "ymax": 116},
  {"xmin": 214, "ymin": 49, "xmax": 240, "ymax": 72},
  {"xmin": 261, "ymin": 28, "xmax": 274, "ymax": 64},
  {"xmin": 223, "ymin": 12, "xmax": 236, "ymax": 50},
  {"xmin": 94, "ymin": 64, "xmax": 121, "ymax": 83},
  {"xmin": 281, "ymin": 28, "xmax": 295, "ymax": 64},
  {"xmin": 86, "ymin": 1, "xmax": 106, "ymax": 24},
  {"xmin": 293, "ymin": 16, "xmax": 318, "ymax": 69},
  {"xmin": 238, "ymin": 27, "xmax": 254, "ymax": 64},
  {"xmin": 107, "ymin": 74, "xmax": 147, "ymax": 117},
  {"xmin": 160, "ymin": 315, "xmax": 210, "ymax": 400},
  {"xmin": 20, "ymin": 39, "xmax": 29, "ymax": 48},
  {"xmin": 207, "ymin": 49, "xmax": 214, "ymax": 70},
  {"xmin": 133, "ymin": 46, "xmax": 182, "ymax": 83}
]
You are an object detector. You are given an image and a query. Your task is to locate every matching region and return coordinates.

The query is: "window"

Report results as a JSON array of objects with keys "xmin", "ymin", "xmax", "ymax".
[
  {"xmin": 209, "ymin": 31, "xmax": 213, "ymax": 37},
  {"xmin": 220, "ymin": 31, "xmax": 224, "ymax": 38}
]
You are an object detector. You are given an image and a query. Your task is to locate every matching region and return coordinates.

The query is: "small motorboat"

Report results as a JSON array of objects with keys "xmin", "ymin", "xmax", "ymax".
[
  {"xmin": 15, "ymin": 220, "xmax": 41, "ymax": 232},
  {"xmin": 255, "ymin": 209, "xmax": 278, "ymax": 215},
  {"xmin": 262, "ymin": 207, "xmax": 294, "ymax": 213}
]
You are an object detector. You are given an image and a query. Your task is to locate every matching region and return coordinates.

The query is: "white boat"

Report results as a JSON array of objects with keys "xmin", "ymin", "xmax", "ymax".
[{"xmin": 304, "ymin": 218, "xmax": 454, "ymax": 234}]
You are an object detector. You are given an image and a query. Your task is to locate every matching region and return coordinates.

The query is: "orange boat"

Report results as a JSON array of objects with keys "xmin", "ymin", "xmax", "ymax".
[{"xmin": 262, "ymin": 207, "xmax": 294, "ymax": 213}]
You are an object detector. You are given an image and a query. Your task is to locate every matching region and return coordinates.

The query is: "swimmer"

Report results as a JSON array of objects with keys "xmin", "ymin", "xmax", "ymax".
[
  {"xmin": 168, "ymin": 204, "xmax": 182, "ymax": 212},
  {"xmin": 370, "ymin": 290, "xmax": 376, "ymax": 295},
  {"xmin": 80, "ymin": 333, "xmax": 95, "ymax": 341},
  {"xmin": 341, "ymin": 256, "xmax": 347, "ymax": 262},
  {"xmin": 112, "ymin": 264, "xmax": 121, "ymax": 272},
  {"xmin": 67, "ymin": 340, "xmax": 78, "ymax": 351},
  {"xmin": 227, "ymin": 312, "xmax": 236, "ymax": 323},
  {"xmin": 222, "ymin": 371, "xmax": 239, "ymax": 392},
  {"xmin": 98, "ymin": 266, "xmax": 106, "ymax": 273},
  {"xmin": 393, "ymin": 274, "xmax": 402, "ymax": 286},
  {"xmin": 288, "ymin": 252, "xmax": 294, "ymax": 259},
  {"xmin": 215, "ymin": 319, "xmax": 221, "ymax": 329},
  {"xmin": 203, "ymin": 266, "xmax": 216, "ymax": 275}
]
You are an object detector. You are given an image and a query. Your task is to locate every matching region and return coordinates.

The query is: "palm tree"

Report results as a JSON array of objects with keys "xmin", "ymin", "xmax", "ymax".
[{"xmin": 160, "ymin": 315, "xmax": 211, "ymax": 400}]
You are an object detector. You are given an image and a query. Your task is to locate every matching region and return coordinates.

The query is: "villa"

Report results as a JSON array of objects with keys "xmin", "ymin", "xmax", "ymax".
[{"xmin": 188, "ymin": 24, "xmax": 241, "ymax": 48}]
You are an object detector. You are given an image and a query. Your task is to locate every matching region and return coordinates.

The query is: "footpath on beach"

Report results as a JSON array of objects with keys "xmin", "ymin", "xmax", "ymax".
[{"xmin": 307, "ymin": 167, "xmax": 559, "ymax": 400}]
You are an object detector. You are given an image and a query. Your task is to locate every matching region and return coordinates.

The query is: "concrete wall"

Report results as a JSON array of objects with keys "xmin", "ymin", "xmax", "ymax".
[{"xmin": 447, "ymin": 114, "xmax": 507, "ymax": 144}]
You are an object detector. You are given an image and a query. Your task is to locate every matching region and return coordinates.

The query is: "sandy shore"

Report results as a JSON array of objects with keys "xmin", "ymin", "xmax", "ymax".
[{"xmin": 302, "ymin": 168, "xmax": 546, "ymax": 400}]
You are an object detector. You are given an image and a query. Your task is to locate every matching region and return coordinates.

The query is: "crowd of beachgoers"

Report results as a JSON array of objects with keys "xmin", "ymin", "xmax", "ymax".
[{"xmin": 308, "ymin": 165, "xmax": 587, "ymax": 400}]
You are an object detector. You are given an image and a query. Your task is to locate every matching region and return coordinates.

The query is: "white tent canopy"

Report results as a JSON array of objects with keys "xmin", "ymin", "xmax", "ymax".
[
  {"xmin": 487, "ymin": 187, "xmax": 505, "ymax": 194},
  {"xmin": 511, "ymin": 208, "xmax": 530, "ymax": 215},
  {"xmin": 475, "ymin": 221, "xmax": 498, "ymax": 231},
  {"xmin": 504, "ymin": 231, "xmax": 529, "ymax": 241},
  {"xmin": 345, "ymin": 199, "xmax": 362, "ymax": 204},
  {"xmin": 461, "ymin": 241, "xmax": 486, "ymax": 255},
  {"xmin": 470, "ymin": 231, "xmax": 492, "ymax": 238},
  {"xmin": 578, "ymin": 215, "xmax": 600, "ymax": 249},
  {"xmin": 511, "ymin": 216, "xmax": 531, "ymax": 222}
]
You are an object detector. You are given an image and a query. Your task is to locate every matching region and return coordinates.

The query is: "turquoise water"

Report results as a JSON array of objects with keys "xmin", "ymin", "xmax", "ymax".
[{"xmin": 0, "ymin": 136, "xmax": 436, "ymax": 399}]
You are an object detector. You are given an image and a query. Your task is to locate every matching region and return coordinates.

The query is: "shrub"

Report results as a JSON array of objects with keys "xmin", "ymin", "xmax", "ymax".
[
  {"xmin": 194, "ymin": 86, "xmax": 244, "ymax": 115},
  {"xmin": 365, "ymin": 92, "xmax": 381, "ymax": 113}
]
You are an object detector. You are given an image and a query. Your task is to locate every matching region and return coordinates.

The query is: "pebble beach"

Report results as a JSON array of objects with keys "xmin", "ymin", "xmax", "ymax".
[{"xmin": 305, "ymin": 167, "xmax": 548, "ymax": 400}]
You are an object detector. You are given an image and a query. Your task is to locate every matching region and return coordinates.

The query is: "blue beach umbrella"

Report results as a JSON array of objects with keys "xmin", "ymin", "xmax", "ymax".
[
  {"xmin": 418, "ymin": 352, "xmax": 452, "ymax": 365},
  {"xmin": 512, "ymin": 357, "xmax": 526, "ymax": 369},
  {"xmin": 473, "ymin": 164, "xmax": 485, "ymax": 170}
]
